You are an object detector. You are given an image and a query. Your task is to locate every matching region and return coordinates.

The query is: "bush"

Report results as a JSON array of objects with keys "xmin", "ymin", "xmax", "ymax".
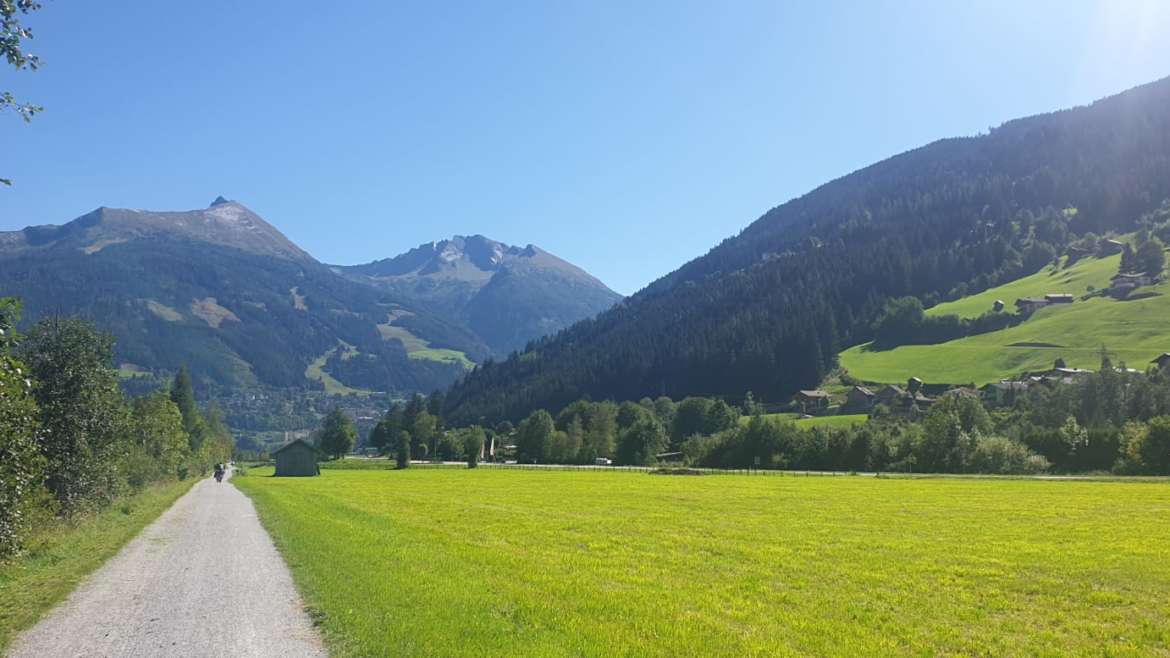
[
  {"xmin": 0, "ymin": 340, "xmax": 43, "ymax": 557},
  {"xmin": 969, "ymin": 436, "xmax": 1050, "ymax": 475}
]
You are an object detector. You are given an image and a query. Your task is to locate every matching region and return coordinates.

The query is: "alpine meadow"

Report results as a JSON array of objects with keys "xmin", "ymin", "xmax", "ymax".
[{"xmin": 5, "ymin": 3, "xmax": 1170, "ymax": 657}]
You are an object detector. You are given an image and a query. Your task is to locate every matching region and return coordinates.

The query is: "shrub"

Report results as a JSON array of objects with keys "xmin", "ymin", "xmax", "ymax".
[{"xmin": 969, "ymin": 436, "xmax": 1050, "ymax": 475}]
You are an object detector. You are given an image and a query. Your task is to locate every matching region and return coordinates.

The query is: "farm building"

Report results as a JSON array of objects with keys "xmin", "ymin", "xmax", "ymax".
[
  {"xmin": 1111, "ymin": 272, "xmax": 1155, "ymax": 292},
  {"xmin": 1044, "ymin": 293, "xmax": 1074, "ymax": 304},
  {"xmin": 1099, "ymin": 239, "xmax": 1125, "ymax": 255},
  {"xmin": 992, "ymin": 299, "xmax": 1005, "ymax": 312},
  {"xmin": 273, "ymin": 438, "xmax": 321, "ymax": 477},
  {"xmin": 1015, "ymin": 297, "xmax": 1049, "ymax": 313},
  {"xmin": 875, "ymin": 384, "xmax": 907, "ymax": 407},
  {"xmin": 844, "ymin": 385, "xmax": 875, "ymax": 411},
  {"xmin": 1152, "ymin": 353, "xmax": 1170, "ymax": 370},
  {"xmin": 793, "ymin": 389, "xmax": 831, "ymax": 414}
]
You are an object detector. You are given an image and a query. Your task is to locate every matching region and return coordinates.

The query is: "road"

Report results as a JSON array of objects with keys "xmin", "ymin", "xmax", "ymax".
[{"xmin": 7, "ymin": 470, "xmax": 326, "ymax": 658}]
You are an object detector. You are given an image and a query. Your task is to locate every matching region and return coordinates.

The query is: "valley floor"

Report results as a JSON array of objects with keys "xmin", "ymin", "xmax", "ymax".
[{"xmin": 236, "ymin": 467, "xmax": 1170, "ymax": 657}]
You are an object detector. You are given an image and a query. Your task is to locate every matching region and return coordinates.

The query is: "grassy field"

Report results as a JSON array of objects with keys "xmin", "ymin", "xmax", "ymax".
[
  {"xmin": 841, "ymin": 255, "xmax": 1170, "ymax": 385},
  {"xmin": 236, "ymin": 468, "xmax": 1170, "ymax": 657},
  {"xmin": 0, "ymin": 478, "xmax": 196, "ymax": 651}
]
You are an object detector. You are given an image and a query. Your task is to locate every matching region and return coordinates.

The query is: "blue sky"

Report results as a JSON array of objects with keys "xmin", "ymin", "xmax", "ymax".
[{"xmin": 2, "ymin": 1, "xmax": 1169, "ymax": 295}]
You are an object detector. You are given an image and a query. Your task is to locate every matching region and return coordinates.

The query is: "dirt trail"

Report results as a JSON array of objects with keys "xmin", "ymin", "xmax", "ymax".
[{"xmin": 7, "ymin": 471, "xmax": 326, "ymax": 657}]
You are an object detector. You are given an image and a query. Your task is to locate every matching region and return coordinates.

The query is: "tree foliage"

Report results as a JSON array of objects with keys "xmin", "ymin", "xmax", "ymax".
[
  {"xmin": 0, "ymin": 298, "xmax": 42, "ymax": 557},
  {"xmin": 319, "ymin": 407, "xmax": 356, "ymax": 460},
  {"xmin": 23, "ymin": 317, "xmax": 128, "ymax": 513},
  {"xmin": 1, "ymin": 0, "xmax": 43, "ymax": 186}
]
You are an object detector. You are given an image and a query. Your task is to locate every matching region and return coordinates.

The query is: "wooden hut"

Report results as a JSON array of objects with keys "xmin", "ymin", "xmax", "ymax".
[{"xmin": 273, "ymin": 438, "xmax": 322, "ymax": 477}]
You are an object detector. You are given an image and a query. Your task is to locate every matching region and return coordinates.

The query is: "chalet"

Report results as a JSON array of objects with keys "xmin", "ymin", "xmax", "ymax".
[
  {"xmin": 1015, "ymin": 297, "xmax": 1049, "ymax": 313},
  {"xmin": 992, "ymin": 299, "xmax": 1005, "ymax": 312},
  {"xmin": 874, "ymin": 384, "xmax": 906, "ymax": 407},
  {"xmin": 1151, "ymin": 353, "xmax": 1170, "ymax": 370},
  {"xmin": 1109, "ymin": 280, "xmax": 1138, "ymax": 298},
  {"xmin": 793, "ymin": 389, "xmax": 831, "ymax": 414},
  {"xmin": 844, "ymin": 385, "xmax": 876, "ymax": 411},
  {"xmin": 1044, "ymin": 293, "xmax": 1074, "ymax": 304},
  {"xmin": 1099, "ymin": 239, "xmax": 1125, "ymax": 256},
  {"xmin": 940, "ymin": 387, "xmax": 980, "ymax": 400},
  {"xmin": 1112, "ymin": 272, "xmax": 1154, "ymax": 287},
  {"xmin": 273, "ymin": 438, "xmax": 321, "ymax": 477}
]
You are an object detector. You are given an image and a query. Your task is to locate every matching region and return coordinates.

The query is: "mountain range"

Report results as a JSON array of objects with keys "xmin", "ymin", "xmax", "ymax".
[
  {"xmin": 0, "ymin": 199, "xmax": 619, "ymax": 396},
  {"xmin": 442, "ymin": 75, "xmax": 1170, "ymax": 424},
  {"xmin": 334, "ymin": 235, "xmax": 621, "ymax": 355}
]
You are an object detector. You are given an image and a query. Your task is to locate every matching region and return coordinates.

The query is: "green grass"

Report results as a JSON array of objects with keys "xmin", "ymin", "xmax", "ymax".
[
  {"xmin": 0, "ymin": 478, "xmax": 196, "ymax": 651},
  {"xmin": 740, "ymin": 413, "xmax": 869, "ymax": 430},
  {"xmin": 926, "ymin": 255, "xmax": 1120, "ymax": 319},
  {"xmin": 841, "ymin": 255, "xmax": 1170, "ymax": 385},
  {"xmin": 378, "ymin": 312, "xmax": 474, "ymax": 370},
  {"xmin": 236, "ymin": 468, "xmax": 1170, "ymax": 657}
]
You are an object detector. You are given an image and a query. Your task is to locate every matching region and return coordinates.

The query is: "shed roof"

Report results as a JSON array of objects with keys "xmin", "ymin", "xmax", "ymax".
[
  {"xmin": 796, "ymin": 389, "xmax": 831, "ymax": 398},
  {"xmin": 272, "ymin": 438, "xmax": 322, "ymax": 455}
]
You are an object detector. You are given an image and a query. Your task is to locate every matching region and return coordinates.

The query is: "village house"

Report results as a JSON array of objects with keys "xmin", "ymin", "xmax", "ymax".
[
  {"xmin": 843, "ymin": 385, "xmax": 875, "ymax": 412},
  {"xmin": 874, "ymin": 384, "xmax": 906, "ymax": 407},
  {"xmin": 1099, "ymin": 239, "xmax": 1125, "ymax": 256},
  {"xmin": 793, "ymin": 389, "xmax": 831, "ymax": 414},
  {"xmin": 872, "ymin": 380, "xmax": 933, "ymax": 414},
  {"xmin": 1015, "ymin": 297, "xmax": 1049, "ymax": 313},
  {"xmin": 1109, "ymin": 272, "xmax": 1155, "ymax": 298}
]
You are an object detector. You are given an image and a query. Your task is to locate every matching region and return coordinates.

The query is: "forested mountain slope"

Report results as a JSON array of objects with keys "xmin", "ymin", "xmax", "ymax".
[
  {"xmin": 444, "ymin": 76, "xmax": 1170, "ymax": 424},
  {"xmin": 0, "ymin": 199, "xmax": 489, "ymax": 394},
  {"xmin": 334, "ymin": 235, "xmax": 621, "ymax": 355}
]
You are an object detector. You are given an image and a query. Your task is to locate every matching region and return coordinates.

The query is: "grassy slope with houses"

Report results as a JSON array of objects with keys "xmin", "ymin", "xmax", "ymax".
[{"xmin": 839, "ymin": 253, "xmax": 1170, "ymax": 386}]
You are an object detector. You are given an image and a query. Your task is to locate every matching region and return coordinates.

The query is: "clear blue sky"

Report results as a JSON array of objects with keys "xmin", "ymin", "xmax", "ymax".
[{"xmin": 3, "ymin": 1, "xmax": 1169, "ymax": 295}]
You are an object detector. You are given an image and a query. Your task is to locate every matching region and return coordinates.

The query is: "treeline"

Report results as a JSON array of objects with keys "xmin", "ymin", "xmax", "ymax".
[
  {"xmin": 442, "ymin": 77, "xmax": 1170, "ymax": 426},
  {"xmin": 374, "ymin": 353, "xmax": 1170, "ymax": 476},
  {"xmin": 0, "ymin": 300, "xmax": 232, "ymax": 558}
]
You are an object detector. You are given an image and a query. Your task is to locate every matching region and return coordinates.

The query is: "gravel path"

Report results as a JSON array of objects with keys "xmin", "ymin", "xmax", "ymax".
[{"xmin": 8, "ymin": 471, "xmax": 326, "ymax": 658}]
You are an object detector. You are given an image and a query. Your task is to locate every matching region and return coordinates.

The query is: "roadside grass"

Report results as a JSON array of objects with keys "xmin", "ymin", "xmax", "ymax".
[
  {"xmin": 0, "ymin": 478, "xmax": 196, "ymax": 651},
  {"xmin": 841, "ymin": 267, "xmax": 1170, "ymax": 385},
  {"xmin": 236, "ymin": 468, "xmax": 1170, "ymax": 657}
]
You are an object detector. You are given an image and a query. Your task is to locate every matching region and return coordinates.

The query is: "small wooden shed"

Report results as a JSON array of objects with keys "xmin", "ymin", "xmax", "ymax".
[{"xmin": 273, "ymin": 438, "xmax": 322, "ymax": 477}]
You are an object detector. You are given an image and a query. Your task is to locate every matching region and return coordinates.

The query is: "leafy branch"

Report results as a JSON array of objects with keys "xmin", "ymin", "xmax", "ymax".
[{"xmin": 2, "ymin": 0, "xmax": 44, "ymax": 186}]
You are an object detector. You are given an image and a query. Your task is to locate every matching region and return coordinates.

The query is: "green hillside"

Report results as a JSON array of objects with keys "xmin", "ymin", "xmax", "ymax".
[
  {"xmin": 925, "ymin": 254, "xmax": 1120, "ymax": 319},
  {"xmin": 840, "ymin": 254, "xmax": 1170, "ymax": 385}
]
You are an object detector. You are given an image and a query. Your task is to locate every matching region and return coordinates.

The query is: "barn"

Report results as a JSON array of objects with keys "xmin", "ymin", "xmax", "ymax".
[{"xmin": 273, "ymin": 438, "xmax": 322, "ymax": 477}]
